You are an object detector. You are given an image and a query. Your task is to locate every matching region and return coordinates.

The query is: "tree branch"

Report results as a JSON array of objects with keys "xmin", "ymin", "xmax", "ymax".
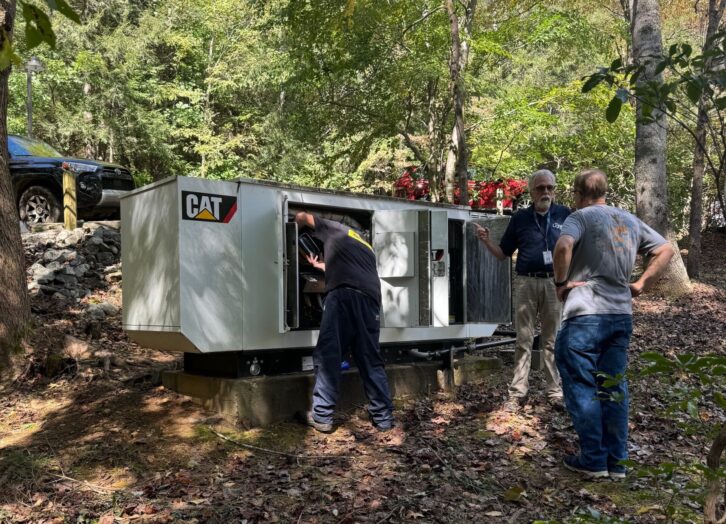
[
  {"xmin": 210, "ymin": 427, "xmax": 350, "ymax": 461},
  {"xmin": 399, "ymin": 130, "xmax": 428, "ymax": 166},
  {"xmin": 402, "ymin": 6, "xmax": 445, "ymax": 36},
  {"xmin": 705, "ymin": 422, "xmax": 726, "ymax": 524}
]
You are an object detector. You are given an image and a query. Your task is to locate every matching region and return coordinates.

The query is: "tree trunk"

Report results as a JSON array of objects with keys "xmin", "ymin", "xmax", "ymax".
[
  {"xmin": 687, "ymin": 0, "xmax": 725, "ymax": 278},
  {"xmin": 444, "ymin": 0, "xmax": 472, "ymax": 204},
  {"xmin": 704, "ymin": 422, "xmax": 726, "ymax": 524},
  {"xmin": 688, "ymin": 106, "xmax": 707, "ymax": 279},
  {"xmin": 630, "ymin": 0, "xmax": 692, "ymax": 296},
  {"xmin": 200, "ymin": 35, "xmax": 215, "ymax": 178},
  {"xmin": 426, "ymin": 79, "xmax": 444, "ymax": 203},
  {"xmin": 631, "ymin": 0, "xmax": 668, "ymax": 233},
  {"xmin": 0, "ymin": 0, "xmax": 30, "ymax": 379}
]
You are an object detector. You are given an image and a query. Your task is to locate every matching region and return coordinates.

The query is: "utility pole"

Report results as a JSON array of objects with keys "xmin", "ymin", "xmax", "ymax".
[{"xmin": 24, "ymin": 56, "xmax": 43, "ymax": 137}]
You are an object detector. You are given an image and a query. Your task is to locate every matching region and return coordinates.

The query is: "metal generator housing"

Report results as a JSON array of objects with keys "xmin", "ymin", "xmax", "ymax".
[{"xmin": 121, "ymin": 176, "xmax": 511, "ymax": 373}]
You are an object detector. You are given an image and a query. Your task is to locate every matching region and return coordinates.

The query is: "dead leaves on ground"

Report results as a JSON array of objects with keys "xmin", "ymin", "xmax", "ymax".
[{"xmin": 1, "ymin": 232, "xmax": 724, "ymax": 522}]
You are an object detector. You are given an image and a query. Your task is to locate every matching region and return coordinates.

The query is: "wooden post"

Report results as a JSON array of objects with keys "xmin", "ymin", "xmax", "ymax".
[{"xmin": 63, "ymin": 170, "xmax": 77, "ymax": 230}]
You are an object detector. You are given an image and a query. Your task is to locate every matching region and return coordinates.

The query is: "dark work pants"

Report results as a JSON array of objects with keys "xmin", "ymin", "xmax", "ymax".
[{"xmin": 311, "ymin": 288, "xmax": 394, "ymax": 427}]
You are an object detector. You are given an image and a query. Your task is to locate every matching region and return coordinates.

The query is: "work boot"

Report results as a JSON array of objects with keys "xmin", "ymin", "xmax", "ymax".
[
  {"xmin": 548, "ymin": 396, "xmax": 566, "ymax": 412},
  {"xmin": 503, "ymin": 397, "xmax": 522, "ymax": 413},
  {"xmin": 301, "ymin": 411, "xmax": 334, "ymax": 434},
  {"xmin": 608, "ymin": 464, "xmax": 627, "ymax": 481},
  {"xmin": 372, "ymin": 421, "xmax": 394, "ymax": 433},
  {"xmin": 367, "ymin": 412, "xmax": 394, "ymax": 433},
  {"xmin": 562, "ymin": 455, "xmax": 609, "ymax": 480}
]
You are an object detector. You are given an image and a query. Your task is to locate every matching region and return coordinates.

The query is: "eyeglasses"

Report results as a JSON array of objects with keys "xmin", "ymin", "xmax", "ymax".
[{"xmin": 534, "ymin": 185, "xmax": 555, "ymax": 192}]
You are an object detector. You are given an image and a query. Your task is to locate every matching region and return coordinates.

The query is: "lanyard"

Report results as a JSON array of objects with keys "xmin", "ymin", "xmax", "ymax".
[{"xmin": 533, "ymin": 208, "xmax": 551, "ymax": 250}]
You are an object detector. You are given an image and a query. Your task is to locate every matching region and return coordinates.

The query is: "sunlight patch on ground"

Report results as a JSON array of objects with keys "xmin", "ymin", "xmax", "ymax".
[
  {"xmin": 430, "ymin": 399, "xmax": 466, "ymax": 423},
  {"xmin": 0, "ymin": 397, "xmax": 73, "ymax": 447},
  {"xmin": 75, "ymin": 464, "xmax": 138, "ymax": 490}
]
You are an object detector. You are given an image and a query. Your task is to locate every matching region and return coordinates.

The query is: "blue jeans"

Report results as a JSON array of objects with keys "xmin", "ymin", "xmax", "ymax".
[
  {"xmin": 312, "ymin": 288, "xmax": 394, "ymax": 427},
  {"xmin": 555, "ymin": 314, "xmax": 632, "ymax": 472}
]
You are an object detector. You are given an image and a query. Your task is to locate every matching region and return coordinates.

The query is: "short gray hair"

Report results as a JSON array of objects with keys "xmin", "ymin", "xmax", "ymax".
[{"xmin": 528, "ymin": 169, "xmax": 556, "ymax": 193}]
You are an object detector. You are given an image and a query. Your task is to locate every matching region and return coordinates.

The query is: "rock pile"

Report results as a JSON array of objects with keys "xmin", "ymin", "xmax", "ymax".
[{"xmin": 23, "ymin": 222, "xmax": 122, "ymax": 315}]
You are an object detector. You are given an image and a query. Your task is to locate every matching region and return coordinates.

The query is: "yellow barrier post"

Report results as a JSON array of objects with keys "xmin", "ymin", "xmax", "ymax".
[{"xmin": 63, "ymin": 169, "xmax": 77, "ymax": 230}]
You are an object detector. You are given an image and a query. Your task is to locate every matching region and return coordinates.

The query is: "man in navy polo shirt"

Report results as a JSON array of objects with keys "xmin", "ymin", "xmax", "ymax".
[{"xmin": 475, "ymin": 169, "xmax": 570, "ymax": 411}]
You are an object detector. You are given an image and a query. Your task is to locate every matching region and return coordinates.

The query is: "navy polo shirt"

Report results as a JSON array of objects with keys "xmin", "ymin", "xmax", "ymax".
[{"xmin": 499, "ymin": 204, "xmax": 571, "ymax": 275}]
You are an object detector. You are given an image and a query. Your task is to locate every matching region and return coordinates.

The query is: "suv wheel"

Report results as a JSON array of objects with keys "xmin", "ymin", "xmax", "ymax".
[{"xmin": 19, "ymin": 186, "xmax": 62, "ymax": 224}]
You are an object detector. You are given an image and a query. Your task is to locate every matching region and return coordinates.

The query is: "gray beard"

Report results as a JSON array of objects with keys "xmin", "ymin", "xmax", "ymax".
[{"xmin": 535, "ymin": 200, "xmax": 552, "ymax": 213}]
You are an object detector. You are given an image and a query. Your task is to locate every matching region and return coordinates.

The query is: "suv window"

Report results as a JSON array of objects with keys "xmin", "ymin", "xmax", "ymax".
[{"xmin": 8, "ymin": 136, "xmax": 63, "ymax": 157}]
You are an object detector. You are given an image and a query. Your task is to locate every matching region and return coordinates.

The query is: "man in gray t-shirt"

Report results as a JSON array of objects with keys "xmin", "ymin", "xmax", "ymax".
[{"xmin": 552, "ymin": 169, "xmax": 672, "ymax": 480}]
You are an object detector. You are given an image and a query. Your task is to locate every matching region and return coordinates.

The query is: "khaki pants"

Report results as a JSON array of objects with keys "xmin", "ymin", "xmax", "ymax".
[{"xmin": 509, "ymin": 276, "xmax": 563, "ymax": 400}]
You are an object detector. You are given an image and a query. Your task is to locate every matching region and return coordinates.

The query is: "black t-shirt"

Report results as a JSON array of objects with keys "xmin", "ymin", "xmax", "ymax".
[{"xmin": 310, "ymin": 215, "xmax": 381, "ymax": 306}]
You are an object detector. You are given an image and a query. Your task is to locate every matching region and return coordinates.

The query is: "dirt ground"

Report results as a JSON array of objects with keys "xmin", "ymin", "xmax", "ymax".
[{"xmin": 0, "ymin": 232, "xmax": 724, "ymax": 523}]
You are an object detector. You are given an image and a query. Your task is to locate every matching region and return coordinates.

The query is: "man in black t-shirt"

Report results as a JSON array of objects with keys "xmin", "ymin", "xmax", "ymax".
[{"xmin": 295, "ymin": 212, "xmax": 394, "ymax": 433}]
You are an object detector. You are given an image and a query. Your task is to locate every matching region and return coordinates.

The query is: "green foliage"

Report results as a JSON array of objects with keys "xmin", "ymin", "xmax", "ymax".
[
  {"xmin": 533, "ymin": 509, "xmax": 632, "ymax": 523},
  {"xmin": 0, "ymin": 0, "xmax": 708, "ymax": 227},
  {"xmin": 635, "ymin": 351, "xmax": 726, "ymax": 520},
  {"xmin": 581, "ymin": 29, "xmax": 726, "ymax": 228},
  {"xmin": 0, "ymin": 0, "xmax": 80, "ymax": 70}
]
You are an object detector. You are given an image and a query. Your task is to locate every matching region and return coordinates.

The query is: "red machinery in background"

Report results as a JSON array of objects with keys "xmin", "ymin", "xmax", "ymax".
[{"xmin": 394, "ymin": 167, "xmax": 528, "ymax": 211}]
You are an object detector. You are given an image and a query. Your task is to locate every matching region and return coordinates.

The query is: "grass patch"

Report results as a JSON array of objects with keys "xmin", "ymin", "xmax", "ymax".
[
  {"xmin": 196, "ymin": 422, "xmax": 310, "ymax": 455},
  {"xmin": 0, "ymin": 449, "xmax": 53, "ymax": 491}
]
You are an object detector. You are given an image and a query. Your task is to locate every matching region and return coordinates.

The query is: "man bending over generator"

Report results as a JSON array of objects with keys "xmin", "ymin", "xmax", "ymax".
[{"xmin": 295, "ymin": 212, "xmax": 395, "ymax": 433}]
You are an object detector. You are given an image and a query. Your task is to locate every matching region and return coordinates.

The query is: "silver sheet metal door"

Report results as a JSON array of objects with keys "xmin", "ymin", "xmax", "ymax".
[{"xmin": 465, "ymin": 215, "xmax": 512, "ymax": 324}]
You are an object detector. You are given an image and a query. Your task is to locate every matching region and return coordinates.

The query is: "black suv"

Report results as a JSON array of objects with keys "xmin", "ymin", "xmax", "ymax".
[{"xmin": 8, "ymin": 135, "xmax": 136, "ymax": 223}]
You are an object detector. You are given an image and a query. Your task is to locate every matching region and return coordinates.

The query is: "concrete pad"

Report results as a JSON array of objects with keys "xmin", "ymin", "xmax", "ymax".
[
  {"xmin": 453, "ymin": 354, "xmax": 503, "ymax": 386},
  {"xmin": 163, "ymin": 356, "xmax": 502, "ymax": 428}
]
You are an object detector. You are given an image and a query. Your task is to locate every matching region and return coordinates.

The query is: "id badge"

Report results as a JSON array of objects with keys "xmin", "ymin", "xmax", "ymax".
[{"xmin": 543, "ymin": 250, "xmax": 553, "ymax": 264}]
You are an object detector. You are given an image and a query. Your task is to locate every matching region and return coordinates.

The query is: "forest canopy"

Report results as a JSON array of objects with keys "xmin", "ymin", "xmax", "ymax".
[{"xmin": 6, "ymin": 0, "xmax": 717, "ymax": 232}]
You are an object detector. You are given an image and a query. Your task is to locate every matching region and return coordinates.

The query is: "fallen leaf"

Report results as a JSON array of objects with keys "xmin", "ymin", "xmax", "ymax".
[{"xmin": 503, "ymin": 486, "xmax": 526, "ymax": 502}]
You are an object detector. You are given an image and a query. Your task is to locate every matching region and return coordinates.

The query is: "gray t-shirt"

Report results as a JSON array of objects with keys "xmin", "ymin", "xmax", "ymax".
[{"xmin": 560, "ymin": 205, "xmax": 667, "ymax": 320}]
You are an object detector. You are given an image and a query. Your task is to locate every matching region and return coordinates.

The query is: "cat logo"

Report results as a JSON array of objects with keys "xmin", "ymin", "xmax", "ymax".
[{"xmin": 181, "ymin": 191, "xmax": 237, "ymax": 223}]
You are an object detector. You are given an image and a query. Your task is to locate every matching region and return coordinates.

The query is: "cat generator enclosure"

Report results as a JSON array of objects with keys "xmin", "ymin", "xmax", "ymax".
[{"xmin": 121, "ymin": 176, "xmax": 511, "ymax": 354}]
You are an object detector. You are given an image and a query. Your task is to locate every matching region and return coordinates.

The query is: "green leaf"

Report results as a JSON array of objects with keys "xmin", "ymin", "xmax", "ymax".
[
  {"xmin": 714, "ymin": 392, "xmax": 726, "ymax": 409},
  {"xmin": 682, "ymin": 43, "xmax": 692, "ymax": 57},
  {"xmin": 676, "ymin": 353, "xmax": 695, "ymax": 365},
  {"xmin": 606, "ymin": 96, "xmax": 622, "ymax": 123},
  {"xmin": 22, "ymin": 2, "xmax": 56, "ymax": 49},
  {"xmin": 715, "ymin": 97, "xmax": 726, "ymax": 110},
  {"xmin": 704, "ymin": 356, "xmax": 726, "ymax": 367},
  {"xmin": 686, "ymin": 80, "xmax": 703, "ymax": 104},
  {"xmin": 610, "ymin": 57, "xmax": 623, "ymax": 70},
  {"xmin": 686, "ymin": 400, "xmax": 699, "ymax": 419},
  {"xmin": 654, "ymin": 60, "xmax": 668, "ymax": 75},
  {"xmin": 598, "ymin": 371, "xmax": 625, "ymax": 388},
  {"xmin": 615, "ymin": 87, "xmax": 629, "ymax": 102},
  {"xmin": 0, "ymin": 28, "xmax": 21, "ymax": 71},
  {"xmin": 630, "ymin": 68, "xmax": 642, "ymax": 85},
  {"xmin": 503, "ymin": 486, "xmax": 525, "ymax": 502},
  {"xmin": 641, "ymin": 352, "xmax": 670, "ymax": 364},
  {"xmin": 45, "ymin": 0, "xmax": 81, "ymax": 24},
  {"xmin": 669, "ymin": 43, "xmax": 678, "ymax": 56},
  {"xmin": 581, "ymin": 73, "xmax": 603, "ymax": 93}
]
